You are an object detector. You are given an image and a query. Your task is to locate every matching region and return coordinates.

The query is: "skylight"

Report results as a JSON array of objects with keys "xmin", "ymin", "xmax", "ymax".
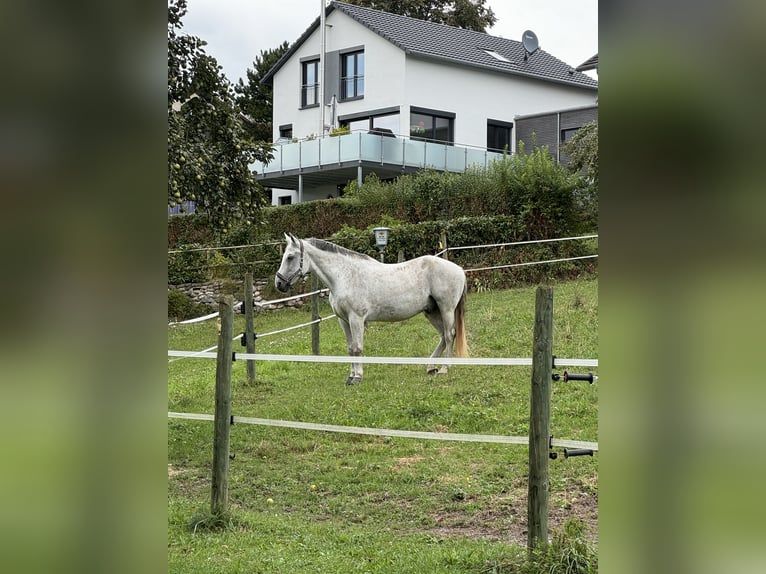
[{"xmin": 482, "ymin": 49, "xmax": 511, "ymax": 63}]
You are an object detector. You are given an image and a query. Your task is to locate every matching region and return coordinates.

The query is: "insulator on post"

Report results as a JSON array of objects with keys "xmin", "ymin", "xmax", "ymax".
[{"xmin": 564, "ymin": 448, "xmax": 594, "ymax": 458}]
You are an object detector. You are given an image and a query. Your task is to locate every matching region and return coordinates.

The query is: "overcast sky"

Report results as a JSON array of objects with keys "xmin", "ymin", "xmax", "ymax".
[{"xmin": 180, "ymin": 0, "xmax": 598, "ymax": 84}]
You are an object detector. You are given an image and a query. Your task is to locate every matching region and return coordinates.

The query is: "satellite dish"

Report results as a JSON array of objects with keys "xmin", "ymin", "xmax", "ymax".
[{"xmin": 522, "ymin": 30, "xmax": 539, "ymax": 60}]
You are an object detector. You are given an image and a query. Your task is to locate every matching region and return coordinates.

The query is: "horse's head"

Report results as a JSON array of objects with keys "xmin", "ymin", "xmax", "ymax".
[{"xmin": 275, "ymin": 233, "xmax": 307, "ymax": 293}]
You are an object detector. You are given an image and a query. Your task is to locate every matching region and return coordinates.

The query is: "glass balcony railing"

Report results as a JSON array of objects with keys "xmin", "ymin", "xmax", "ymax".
[{"xmin": 252, "ymin": 131, "xmax": 507, "ymax": 177}]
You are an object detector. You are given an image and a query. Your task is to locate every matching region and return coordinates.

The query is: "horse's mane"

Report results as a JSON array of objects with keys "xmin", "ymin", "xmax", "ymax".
[{"xmin": 308, "ymin": 238, "xmax": 376, "ymax": 262}]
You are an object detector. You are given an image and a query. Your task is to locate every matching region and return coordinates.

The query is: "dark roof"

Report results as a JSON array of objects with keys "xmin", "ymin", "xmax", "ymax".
[
  {"xmin": 262, "ymin": 1, "xmax": 598, "ymax": 90},
  {"xmin": 576, "ymin": 54, "xmax": 598, "ymax": 72}
]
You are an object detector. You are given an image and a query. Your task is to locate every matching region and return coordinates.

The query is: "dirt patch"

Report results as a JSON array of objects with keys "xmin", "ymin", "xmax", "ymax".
[
  {"xmin": 391, "ymin": 455, "xmax": 425, "ymax": 471},
  {"xmin": 168, "ymin": 464, "xmax": 184, "ymax": 477},
  {"xmin": 419, "ymin": 482, "xmax": 598, "ymax": 546}
]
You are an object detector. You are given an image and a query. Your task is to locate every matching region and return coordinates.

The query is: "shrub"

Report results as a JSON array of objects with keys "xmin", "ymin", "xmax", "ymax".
[
  {"xmin": 168, "ymin": 243, "xmax": 237, "ymax": 285},
  {"xmin": 168, "ymin": 289, "xmax": 214, "ymax": 322}
]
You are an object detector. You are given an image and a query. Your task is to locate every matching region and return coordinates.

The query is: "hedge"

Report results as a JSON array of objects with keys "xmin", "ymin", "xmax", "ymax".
[{"xmin": 167, "ymin": 147, "xmax": 598, "ymax": 288}]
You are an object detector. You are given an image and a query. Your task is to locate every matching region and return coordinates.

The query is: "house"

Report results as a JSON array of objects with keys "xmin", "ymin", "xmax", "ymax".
[
  {"xmin": 515, "ymin": 103, "xmax": 598, "ymax": 165},
  {"xmin": 254, "ymin": 1, "xmax": 598, "ymax": 205}
]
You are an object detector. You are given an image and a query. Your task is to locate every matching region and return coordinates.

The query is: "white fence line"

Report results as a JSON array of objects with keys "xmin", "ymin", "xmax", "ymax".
[
  {"xmin": 167, "ymin": 350, "xmax": 597, "ymax": 368},
  {"xmin": 167, "ymin": 333, "xmax": 244, "ymax": 364},
  {"xmin": 167, "ymin": 411, "xmax": 598, "ymax": 450},
  {"xmin": 257, "ymin": 315, "xmax": 337, "ymax": 339},
  {"xmin": 168, "ymin": 240, "xmax": 282, "ymax": 254},
  {"xmin": 255, "ymin": 288, "xmax": 329, "ymax": 308},
  {"xmin": 465, "ymin": 254, "xmax": 598, "ymax": 274},
  {"xmin": 434, "ymin": 234, "xmax": 598, "ymax": 257}
]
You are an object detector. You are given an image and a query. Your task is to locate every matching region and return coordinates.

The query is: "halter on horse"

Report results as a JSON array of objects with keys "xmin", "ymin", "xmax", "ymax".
[{"xmin": 275, "ymin": 233, "xmax": 468, "ymax": 385}]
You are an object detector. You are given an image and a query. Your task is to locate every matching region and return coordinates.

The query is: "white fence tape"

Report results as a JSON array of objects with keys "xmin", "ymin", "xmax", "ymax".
[
  {"xmin": 435, "ymin": 234, "xmax": 598, "ymax": 257},
  {"xmin": 257, "ymin": 315, "xmax": 337, "ymax": 339},
  {"xmin": 465, "ymin": 254, "xmax": 598, "ymax": 273},
  {"xmin": 255, "ymin": 289, "xmax": 329, "ymax": 308},
  {"xmin": 167, "ymin": 350, "xmax": 597, "ymax": 368},
  {"xmin": 167, "ymin": 411, "xmax": 598, "ymax": 451}
]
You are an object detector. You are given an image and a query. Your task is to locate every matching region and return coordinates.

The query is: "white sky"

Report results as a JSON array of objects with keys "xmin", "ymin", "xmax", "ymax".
[{"xmin": 180, "ymin": 0, "xmax": 598, "ymax": 84}]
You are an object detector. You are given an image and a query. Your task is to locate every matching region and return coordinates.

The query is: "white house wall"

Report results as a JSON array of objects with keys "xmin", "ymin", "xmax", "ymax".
[
  {"xmin": 404, "ymin": 57, "xmax": 596, "ymax": 152},
  {"xmin": 271, "ymin": 10, "xmax": 406, "ymax": 142}
]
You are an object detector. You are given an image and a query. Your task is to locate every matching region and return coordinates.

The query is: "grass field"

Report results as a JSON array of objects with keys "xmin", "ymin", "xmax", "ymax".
[{"xmin": 168, "ymin": 278, "xmax": 598, "ymax": 573}]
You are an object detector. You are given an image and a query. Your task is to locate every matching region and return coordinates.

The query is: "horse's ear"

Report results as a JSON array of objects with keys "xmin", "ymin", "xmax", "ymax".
[
  {"xmin": 284, "ymin": 232, "xmax": 293, "ymax": 245},
  {"xmin": 288, "ymin": 232, "xmax": 298, "ymax": 244}
]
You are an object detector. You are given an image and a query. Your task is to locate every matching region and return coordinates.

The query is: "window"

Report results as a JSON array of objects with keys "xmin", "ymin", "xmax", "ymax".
[
  {"xmin": 341, "ymin": 51, "xmax": 364, "ymax": 100},
  {"xmin": 409, "ymin": 108, "xmax": 454, "ymax": 144},
  {"xmin": 279, "ymin": 124, "xmax": 293, "ymax": 141},
  {"xmin": 341, "ymin": 112, "xmax": 399, "ymax": 134},
  {"xmin": 487, "ymin": 120, "xmax": 513, "ymax": 152},
  {"xmin": 482, "ymin": 49, "xmax": 511, "ymax": 63},
  {"xmin": 561, "ymin": 127, "xmax": 580, "ymax": 143},
  {"xmin": 279, "ymin": 195, "xmax": 292, "ymax": 206},
  {"xmin": 301, "ymin": 59, "xmax": 319, "ymax": 107}
]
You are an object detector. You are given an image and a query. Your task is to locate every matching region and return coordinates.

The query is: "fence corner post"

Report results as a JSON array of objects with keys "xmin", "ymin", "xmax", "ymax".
[
  {"xmin": 212, "ymin": 295, "xmax": 234, "ymax": 517},
  {"xmin": 528, "ymin": 286, "xmax": 553, "ymax": 553}
]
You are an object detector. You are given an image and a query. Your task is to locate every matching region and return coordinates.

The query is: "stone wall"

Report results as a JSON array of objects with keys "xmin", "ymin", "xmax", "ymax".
[{"xmin": 169, "ymin": 279, "xmax": 323, "ymax": 311}]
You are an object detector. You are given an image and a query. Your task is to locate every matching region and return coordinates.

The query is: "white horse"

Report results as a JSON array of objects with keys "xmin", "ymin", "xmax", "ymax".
[{"xmin": 275, "ymin": 233, "xmax": 468, "ymax": 385}]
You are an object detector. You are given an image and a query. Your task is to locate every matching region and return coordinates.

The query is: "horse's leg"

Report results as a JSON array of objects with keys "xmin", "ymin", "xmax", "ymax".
[
  {"xmin": 436, "ymin": 307, "xmax": 457, "ymax": 375},
  {"xmin": 425, "ymin": 310, "xmax": 445, "ymax": 375},
  {"xmin": 337, "ymin": 317, "xmax": 357, "ymax": 385},
  {"xmin": 346, "ymin": 314, "xmax": 365, "ymax": 384}
]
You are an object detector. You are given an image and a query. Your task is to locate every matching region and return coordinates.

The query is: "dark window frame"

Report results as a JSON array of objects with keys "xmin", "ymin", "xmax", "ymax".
[
  {"xmin": 487, "ymin": 119, "xmax": 514, "ymax": 152},
  {"xmin": 340, "ymin": 50, "xmax": 364, "ymax": 101},
  {"xmin": 301, "ymin": 58, "xmax": 320, "ymax": 108},
  {"xmin": 561, "ymin": 127, "xmax": 580, "ymax": 143},
  {"xmin": 279, "ymin": 124, "xmax": 293, "ymax": 140},
  {"xmin": 409, "ymin": 106, "xmax": 455, "ymax": 144}
]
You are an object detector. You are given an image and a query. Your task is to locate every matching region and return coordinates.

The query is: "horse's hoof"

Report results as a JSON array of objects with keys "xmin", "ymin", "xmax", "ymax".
[
  {"xmin": 437, "ymin": 366, "xmax": 449, "ymax": 375},
  {"xmin": 426, "ymin": 367, "xmax": 438, "ymax": 375},
  {"xmin": 345, "ymin": 376, "xmax": 362, "ymax": 385}
]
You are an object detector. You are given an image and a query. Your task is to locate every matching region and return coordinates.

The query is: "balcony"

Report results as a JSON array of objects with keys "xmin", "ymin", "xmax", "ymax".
[{"xmin": 251, "ymin": 131, "xmax": 507, "ymax": 190}]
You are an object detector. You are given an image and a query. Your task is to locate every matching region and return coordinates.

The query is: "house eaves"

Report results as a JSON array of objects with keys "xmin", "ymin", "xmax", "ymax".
[{"xmin": 262, "ymin": 1, "xmax": 597, "ymax": 91}]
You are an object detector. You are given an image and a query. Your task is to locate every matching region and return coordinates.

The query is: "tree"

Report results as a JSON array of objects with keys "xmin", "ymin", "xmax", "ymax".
[
  {"xmin": 168, "ymin": 0, "xmax": 272, "ymax": 230},
  {"xmin": 561, "ymin": 121, "xmax": 598, "ymax": 187},
  {"xmin": 234, "ymin": 42, "xmax": 291, "ymax": 144},
  {"xmin": 560, "ymin": 121, "xmax": 598, "ymax": 227},
  {"xmin": 344, "ymin": 0, "xmax": 496, "ymax": 32}
]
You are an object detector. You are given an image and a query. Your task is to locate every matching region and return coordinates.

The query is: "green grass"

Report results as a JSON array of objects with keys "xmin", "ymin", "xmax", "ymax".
[{"xmin": 168, "ymin": 278, "xmax": 598, "ymax": 573}]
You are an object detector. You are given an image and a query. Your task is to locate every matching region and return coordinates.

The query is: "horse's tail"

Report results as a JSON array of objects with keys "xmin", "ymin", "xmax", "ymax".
[{"xmin": 454, "ymin": 282, "xmax": 468, "ymax": 358}]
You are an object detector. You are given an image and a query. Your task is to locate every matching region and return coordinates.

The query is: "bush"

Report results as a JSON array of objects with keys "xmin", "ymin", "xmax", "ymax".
[
  {"xmin": 168, "ymin": 289, "xmax": 213, "ymax": 322},
  {"xmin": 168, "ymin": 243, "xmax": 236, "ymax": 285}
]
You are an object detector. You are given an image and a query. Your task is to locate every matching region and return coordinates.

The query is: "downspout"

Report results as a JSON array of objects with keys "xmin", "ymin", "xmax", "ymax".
[{"xmin": 319, "ymin": 0, "xmax": 326, "ymax": 137}]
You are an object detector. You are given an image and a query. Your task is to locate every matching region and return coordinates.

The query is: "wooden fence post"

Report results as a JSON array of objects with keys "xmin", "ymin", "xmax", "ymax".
[
  {"xmin": 440, "ymin": 231, "xmax": 449, "ymax": 260},
  {"xmin": 528, "ymin": 286, "xmax": 553, "ymax": 553},
  {"xmin": 311, "ymin": 274, "xmax": 320, "ymax": 355},
  {"xmin": 244, "ymin": 272, "xmax": 256, "ymax": 383},
  {"xmin": 211, "ymin": 295, "xmax": 234, "ymax": 516}
]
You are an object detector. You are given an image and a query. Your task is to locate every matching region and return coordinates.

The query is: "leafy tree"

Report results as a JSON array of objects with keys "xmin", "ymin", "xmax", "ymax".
[
  {"xmin": 561, "ymin": 121, "xmax": 598, "ymax": 228},
  {"xmin": 344, "ymin": 0, "xmax": 496, "ymax": 32},
  {"xmin": 234, "ymin": 42, "xmax": 291, "ymax": 144},
  {"xmin": 561, "ymin": 121, "xmax": 598, "ymax": 187},
  {"xmin": 168, "ymin": 0, "xmax": 272, "ymax": 230}
]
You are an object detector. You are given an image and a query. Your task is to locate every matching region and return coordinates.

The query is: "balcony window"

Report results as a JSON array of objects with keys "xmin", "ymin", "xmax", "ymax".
[
  {"xmin": 341, "ymin": 51, "xmax": 364, "ymax": 100},
  {"xmin": 301, "ymin": 59, "xmax": 319, "ymax": 108},
  {"xmin": 341, "ymin": 112, "xmax": 399, "ymax": 134},
  {"xmin": 410, "ymin": 109, "xmax": 454, "ymax": 144}
]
